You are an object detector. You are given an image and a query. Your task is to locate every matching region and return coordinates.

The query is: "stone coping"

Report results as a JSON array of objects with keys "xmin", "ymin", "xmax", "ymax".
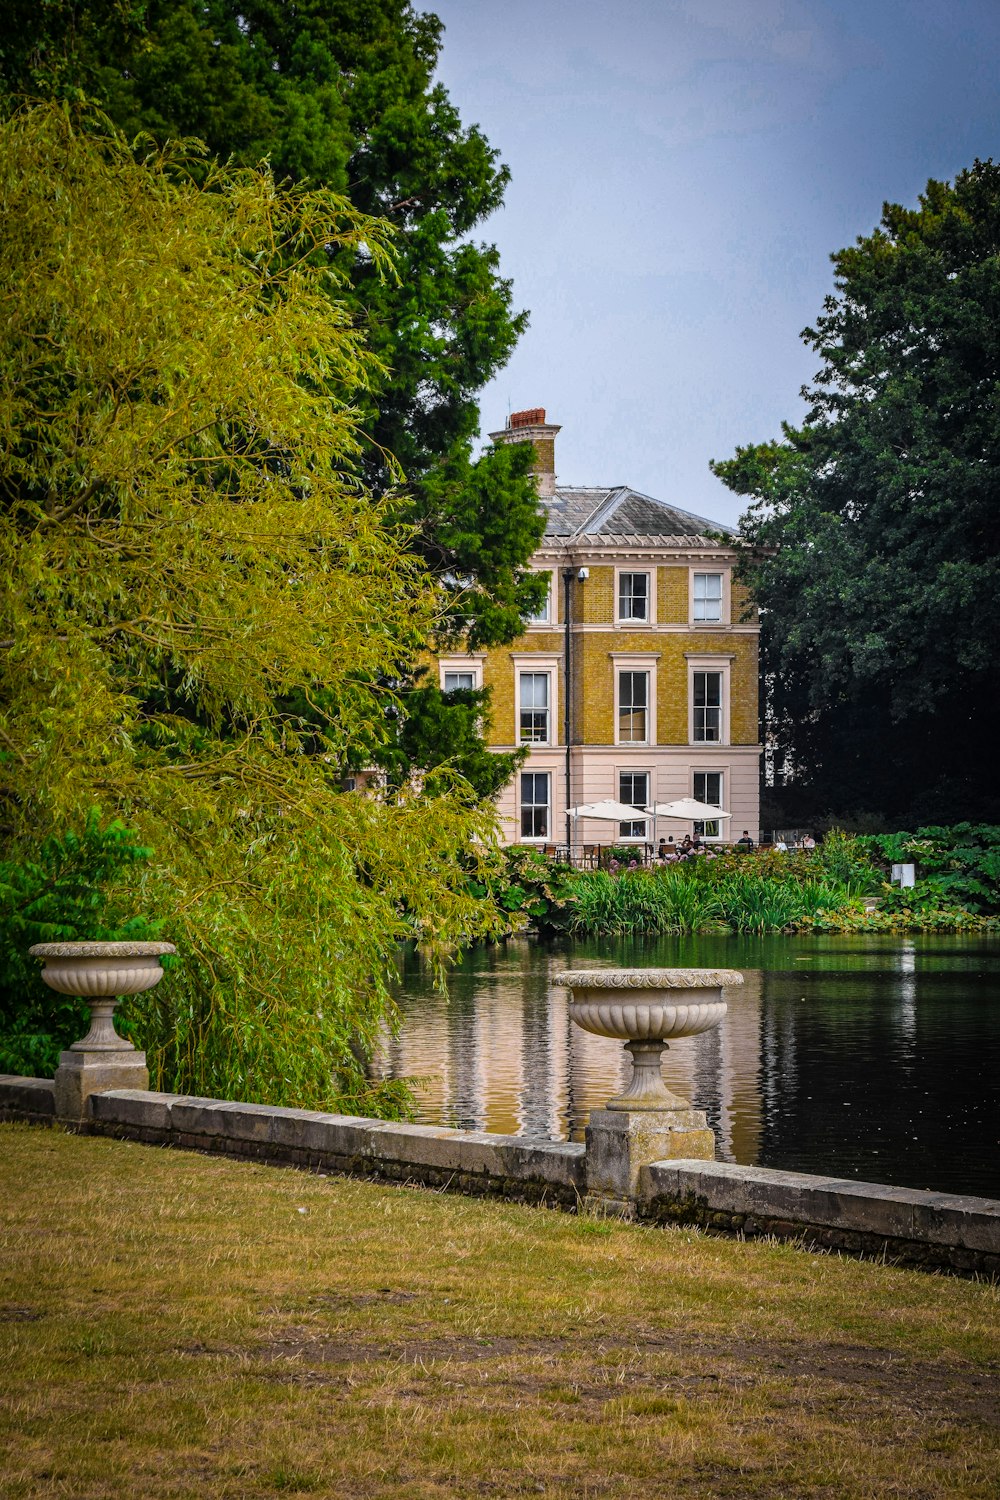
[
  {"xmin": 641, "ymin": 1160, "xmax": 1000, "ymax": 1258},
  {"xmin": 0, "ymin": 1075, "xmax": 55, "ymax": 1118},
  {"xmin": 29, "ymin": 941, "xmax": 177, "ymax": 958},
  {"xmin": 1, "ymin": 1075, "xmax": 996, "ymax": 1272},
  {"xmin": 555, "ymin": 968, "xmax": 744, "ymax": 989}
]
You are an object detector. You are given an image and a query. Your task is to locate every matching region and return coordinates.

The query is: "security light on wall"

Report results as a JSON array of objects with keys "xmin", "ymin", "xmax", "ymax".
[{"xmin": 577, "ymin": 567, "xmax": 589, "ymax": 581}]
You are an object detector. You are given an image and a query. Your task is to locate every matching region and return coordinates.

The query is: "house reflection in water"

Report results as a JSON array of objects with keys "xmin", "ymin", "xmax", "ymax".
[
  {"xmin": 385, "ymin": 941, "xmax": 763, "ymax": 1165},
  {"xmin": 384, "ymin": 934, "xmax": 1000, "ymax": 1196}
]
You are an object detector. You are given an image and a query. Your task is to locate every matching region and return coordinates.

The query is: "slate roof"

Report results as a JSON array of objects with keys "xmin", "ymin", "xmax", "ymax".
[{"xmin": 542, "ymin": 485, "xmax": 733, "ymax": 545}]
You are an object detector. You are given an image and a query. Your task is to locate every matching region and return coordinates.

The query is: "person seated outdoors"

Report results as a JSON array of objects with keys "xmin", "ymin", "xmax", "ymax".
[
  {"xmin": 773, "ymin": 836, "xmax": 788, "ymax": 853},
  {"xmin": 735, "ymin": 829, "xmax": 755, "ymax": 852},
  {"xmin": 801, "ymin": 832, "xmax": 816, "ymax": 851}
]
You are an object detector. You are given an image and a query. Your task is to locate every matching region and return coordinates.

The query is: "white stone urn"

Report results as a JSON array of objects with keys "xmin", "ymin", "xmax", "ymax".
[
  {"xmin": 29, "ymin": 941, "xmax": 176, "ymax": 1122},
  {"xmin": 555, "ymin": 967, "xmax": 743, "ymax": 1111}
]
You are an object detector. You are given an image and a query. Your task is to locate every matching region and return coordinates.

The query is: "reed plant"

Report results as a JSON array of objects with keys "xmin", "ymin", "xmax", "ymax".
[
  {"xmin": 712, "ymin": 871, "xmax": 808, "ymax": 935},
  {"xmin": 793, "ymin": 878, "xmax": 847, "ymax": 916},
  {"xmin": 565, "ymin": 868, "xmax": 723, "ymax": 936},
  {"xmin": 562, "ymin": 865, "xmax": 856, "ymax": 937}
]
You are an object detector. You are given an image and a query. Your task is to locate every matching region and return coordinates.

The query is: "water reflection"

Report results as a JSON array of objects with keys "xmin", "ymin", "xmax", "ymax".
[{"xmin": 387, "ymin": 933, "xmax": 1000, "ymax": 1198}]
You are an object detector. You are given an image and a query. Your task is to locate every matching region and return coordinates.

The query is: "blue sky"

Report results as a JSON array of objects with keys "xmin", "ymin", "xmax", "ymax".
[{"xmin": 429, "ymin": 0, "xmax": 1000, "ymax": 526}]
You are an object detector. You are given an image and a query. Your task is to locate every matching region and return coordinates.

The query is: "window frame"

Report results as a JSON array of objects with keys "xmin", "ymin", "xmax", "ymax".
[
  {"xmin": 617, "ymin": 669, "xmax": 649, "ymax": 745},
  {"xmin": 438, "ymin": 656, "xmax": 484, "ymax": 693},
  {"xmin": 442, "ymin": 669, "xmax": 476, "ymax": 694},
  {"xmin": 611, "ymin": 652, "xmax": 659, "ymax": 747},
  {"xmin": 511, "ymin": 654, "xmax": 560, "ymax": 748},
  {"xmin": 685, "ymin": 653, "xmax": 732, "ymax": 746},
  {"xmin": 519, "ymin": 769, "xmax": 551, "ymax": 841},
  {"xmin": 688, "ymin": 565, "xmax": 730, "ymax": 627},
  {"xmin": 692, "ymin": 770, "xmax": 724, "ymax": 840},
  {"xmin": 525, "ymin": 570, "xmax": 554, "ymax": 627},
  {"xmin": 518, "ymin": 671, "xmax": 551, "ymax": 744},
  {"xmin": 692, "ymin": 670, "xmax": 723, "ymax": 743},
  {"xmin": 618, "ymin": 768, "xmax": 651, "ymax": 841},
  {"xmin": 615, "ymin": 566, "xmax": 656, "ymax": 625}
]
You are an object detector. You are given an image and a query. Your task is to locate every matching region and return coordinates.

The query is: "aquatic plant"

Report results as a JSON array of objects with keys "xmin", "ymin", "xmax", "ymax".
[
  {"xmin": 564, "ymin": 869, "xmax": 723, "ymax": 936},
  {"xmin": 712, "ymin": 872, "xmax": 805, "ymax": 935}
]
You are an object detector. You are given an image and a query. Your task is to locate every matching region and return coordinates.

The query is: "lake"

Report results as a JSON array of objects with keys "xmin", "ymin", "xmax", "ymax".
[{"xmin": 387, "ymin": 933, "xmax": 1000, "ymax": 1199}]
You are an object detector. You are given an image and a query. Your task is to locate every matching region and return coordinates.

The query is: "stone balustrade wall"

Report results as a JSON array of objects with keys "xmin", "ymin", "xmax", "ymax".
[{"xmin": 2, "ymin": 1073, "xmax": 997, "ymax": 1277}]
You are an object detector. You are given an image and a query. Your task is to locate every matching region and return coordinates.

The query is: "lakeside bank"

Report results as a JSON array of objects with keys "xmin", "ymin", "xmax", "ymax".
[{"xmin": 477, "ymin": 828, "xmax": 1000, "ymax": 940}]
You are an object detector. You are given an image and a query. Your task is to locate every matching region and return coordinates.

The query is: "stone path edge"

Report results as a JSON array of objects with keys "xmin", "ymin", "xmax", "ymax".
[{"xmin": 1, "ymin": 1074, "xmax": 997, "ymax": 1276}]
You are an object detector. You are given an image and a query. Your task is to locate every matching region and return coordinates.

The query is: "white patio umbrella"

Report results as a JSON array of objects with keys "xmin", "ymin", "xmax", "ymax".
[
  {"xmin": 647, "ymin": 797, "xmax": 733, "ymax": 822},
  {"xmin": 567, "ymin": 799, "xmax": 650, "ymax": 862},
  {"xmin": 568, "ymin": 799, "xmax": 651, "ymax": 823}
]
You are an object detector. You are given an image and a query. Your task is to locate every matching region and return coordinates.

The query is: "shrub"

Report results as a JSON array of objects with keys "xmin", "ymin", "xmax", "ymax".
[
  {"xmin": 0, "ymin": 811, "xmax": 160, "ymax": 1077},
  {"xmin": 490, "ymin": 829, "xmax": 998, "ymax": 940},
  {"xmin": 808, "ymin": 828, "xmax": 879, "ymax": 894},
  {"xmin": 860, "ymin": 823, "xmax": 1000, "ymax": 912},
  {"xmin": 466, "ymin": 846, "xmax": 577, "ymax": 933}
]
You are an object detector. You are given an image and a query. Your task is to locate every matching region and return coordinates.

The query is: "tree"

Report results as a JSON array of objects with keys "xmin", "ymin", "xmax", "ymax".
[
  {"xmin": 712, "ymin": 162, "xmax": 1000, "ymax": 824},
  {"xmin": 0, "ymin": 0, "xmax": 548, "ymax": 645},
  {"xmin": 0, "ymin": 103, "xmax": 505, "ymax": 1110},
  {"xmin": 375, "ymin": 680, "xmax": 524, "ymax": 802}
]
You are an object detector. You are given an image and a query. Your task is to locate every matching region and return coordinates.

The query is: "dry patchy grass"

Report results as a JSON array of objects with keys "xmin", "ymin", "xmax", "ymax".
[{"xmin": 0, "ymin": 1124, "xmax": 998, "ymax": 1498}]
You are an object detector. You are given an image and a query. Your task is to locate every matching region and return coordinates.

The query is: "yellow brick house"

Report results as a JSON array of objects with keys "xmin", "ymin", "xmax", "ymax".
[{"xmin": 437, "ymin": 410, "xmax": 761, "ymax": 850}]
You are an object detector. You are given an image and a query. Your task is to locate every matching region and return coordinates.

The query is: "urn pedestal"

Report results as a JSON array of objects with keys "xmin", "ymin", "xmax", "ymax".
[
  {"xmin": 556, "ymin": 967, "xmax": 743, "ymax": 1204},
  {"xmin": 29, "ymin": 942, "xmax": 175, "ymax": 1124}
]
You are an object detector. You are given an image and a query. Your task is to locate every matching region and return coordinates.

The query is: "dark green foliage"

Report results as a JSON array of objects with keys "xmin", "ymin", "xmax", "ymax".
[
  {"xmin": 804, "ymin": 828, "xmax": 878, "ymax": 894},
  {"xmin": 377, "ymin": 679, "xmax": 525, "ymax": 801},
  {"xmin": 495, "ymin": 831, "xmax": 996, "ymax": 938},
  {"xmin": 0, "ymin": 1, "xmax": 143, "ymax": 102},
  {"xmin": 421, "ymin": 440, "xmax": 548, "ymax": 649},
  {"xmin": 466, "ymin": 846, "xmax": 577, "ymax": 932},
  {"xmin": 713, "ymin": 162, "xmax": 1000, "ymax": 822},
  {"xmin": 860, "ymin": 822, "xmax": 1000, "ymax": 913},
  {"xmin": 279, "ymin": 671, "xmax": 526, "ymax": 803},
  {"xmin": 0, "ymin": 810, "xmax": 160, "ymax": 1077}
]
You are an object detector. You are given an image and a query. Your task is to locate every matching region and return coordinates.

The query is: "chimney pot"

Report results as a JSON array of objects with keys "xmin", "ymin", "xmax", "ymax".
[{"xmin": 510, "ymin": 407, "xmax": 546, "ymax": 429}]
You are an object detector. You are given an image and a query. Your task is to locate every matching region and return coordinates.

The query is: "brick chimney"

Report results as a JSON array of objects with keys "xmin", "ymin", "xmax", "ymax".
[{"xmin": 489, "ymin": 408, "xmax": 561, "ymax": 497}]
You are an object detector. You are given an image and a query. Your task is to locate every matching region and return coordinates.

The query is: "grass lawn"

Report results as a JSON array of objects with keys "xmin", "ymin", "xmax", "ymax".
[{"xmin": 1, "ymin": 1124, "xmax": 998, "ymax": 1498}]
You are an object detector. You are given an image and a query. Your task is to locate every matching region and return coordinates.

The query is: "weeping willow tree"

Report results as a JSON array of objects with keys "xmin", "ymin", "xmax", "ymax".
[{"xmin": 0, "ymin": 103, "xmax": 504, "ymax": 1111}]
